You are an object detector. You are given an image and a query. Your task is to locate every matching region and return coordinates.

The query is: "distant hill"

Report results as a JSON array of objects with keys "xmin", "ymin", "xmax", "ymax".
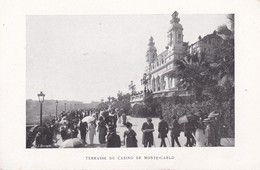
[{"xmin": 26, "ymin": 99, "xmax": 100, "ymax": 125}]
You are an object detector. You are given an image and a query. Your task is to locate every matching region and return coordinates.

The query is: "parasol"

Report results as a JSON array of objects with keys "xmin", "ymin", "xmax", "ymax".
[
  {"xmin": 29, "ymin": 125, "xmax": 40, "ymax": 133},
  {"xmin": 82, "ymin": 116, "xmax": 95, "ymax": 123},
  {"xmin": 59, "ymin": 138, "xmax": 84, "ymax": 148},
  {"xmin": 178, "ymin": 114, "xmax": 197, "ymax": 124}
]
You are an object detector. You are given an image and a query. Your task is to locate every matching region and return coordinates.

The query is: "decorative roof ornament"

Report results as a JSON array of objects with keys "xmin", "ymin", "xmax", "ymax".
[
  {"xmin": 170, "ymin": 11, "xmax": 180, "ymax": 24},
  {"xmin": 148, "ymin": 36, "xmax": 155, "ymax": 46}
]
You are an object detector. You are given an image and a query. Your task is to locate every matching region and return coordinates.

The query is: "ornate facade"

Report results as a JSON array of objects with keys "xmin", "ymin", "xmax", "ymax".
[
  {"xmin": 145, "ymin": 11, "xmax": 188, "ymax": 94},
  {"xmin": 130, "ymin": 11, "xmax": 223, "ymax": 105}
]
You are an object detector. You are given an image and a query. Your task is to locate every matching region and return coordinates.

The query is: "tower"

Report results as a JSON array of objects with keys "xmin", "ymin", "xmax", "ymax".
[
  {"xmin": 145, "ymin": 36, "xmax": 157, "ymax": 91},
  {"xmin": 167, "ymin": 11, "xmax": 185, "ymax": 56},
  {"xmin": 146, "ymin": 36, "xmax": 157, "ymax": 65}
]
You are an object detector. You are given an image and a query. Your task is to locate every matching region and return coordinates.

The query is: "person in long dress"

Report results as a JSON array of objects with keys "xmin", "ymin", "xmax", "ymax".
[
  {"xmin": 88, "ymin": 121, "xmax": 96, "ymax": 145},
  {"xmin": 141, "ymin": 117, "xmax": 154, "ymax": 147},
  {"xmin": 204, "ymin": 118, "xmax": 215, "ymax": 146},
  {"xmin": 116, "ymin": 108, "xmax": 122, "ymax": 124},
  {"xmin": 123, "ymin": 122, "xmax": 138, "ymax": 147},
  {"xmin": 97, "ymin": 116, "xmax": 107, "ymax": 144},
  {"xmin": 194, "ymin": 121, "xmax": 205, "ymax": 147},
  {"xmin": 122, "ymin": 110, "xmax": 127, "ymax": 125}
]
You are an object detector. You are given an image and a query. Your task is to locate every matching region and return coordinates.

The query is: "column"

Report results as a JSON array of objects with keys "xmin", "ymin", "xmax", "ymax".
[
  {"xmin": 165, "ymin": 75, "xmax": 169, "ymax": 90},
  {"xmin": 160, "ymin": 75, "xmax": 164, "ymax": 90}
]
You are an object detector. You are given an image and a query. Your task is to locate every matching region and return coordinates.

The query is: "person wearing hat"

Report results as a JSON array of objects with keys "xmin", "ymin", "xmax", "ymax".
[
  {"xmin": 97, "ymin": 116, "xmax": 107, "ymax": 144},
  {"xmin": 106, "ymin": 126, "xmax": 121, "ymax": 148},
  {"xmin": 204, "ymin": 118, "xmax": 215, "ymax": 146},
  {"xmin": 78, "ymin": 120, "xmax": 88, "ymax": 145},
  {"xmin": 194, "ymin": 121, "xmax": 206, "ymax": 147},
  {"xmin": 123, "ymin": 122, "xmax": 138, "ymax": 147},
  {"xmin": 184, "ymin": 122, "xmax": 196, "ymax": 147},
  {"xmin": 158, "ymin": 115, "xmax": 169, "ymax": 147},
  {"xmin": 121, "ymin": 109, "xmax": 127, "ymax": 125},
  {"xmin": 210, "ymin": 113, "xmax": 223, "ymax": 146},
  {"xmin": 105, "ymin": 110, "xmax": 118, "ymax": 128},
  {"xmin": 171, "ymin": 115, "xmax": 181, "ymax": 147},
  {"xmin": 115, "ymin": 108, "xmax": 122, "ymax": 124},
  {"xmin": 88, "ymin": 120, "xmax": 96, "ymax": 145},
  {"xmin": 141, "ymin": 117, "xmax": 154, "ymax": 147}
]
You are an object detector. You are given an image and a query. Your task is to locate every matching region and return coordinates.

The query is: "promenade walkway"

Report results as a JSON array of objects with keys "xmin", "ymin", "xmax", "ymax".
[{"xmin": 54, "ymin": 116, "xmax": 234, "ymax": 148}]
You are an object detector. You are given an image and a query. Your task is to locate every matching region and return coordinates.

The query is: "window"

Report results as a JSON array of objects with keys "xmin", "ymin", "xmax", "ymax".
[{"xmin": 178, "ymin": 34, "xmax": 181, "ymax": 39}]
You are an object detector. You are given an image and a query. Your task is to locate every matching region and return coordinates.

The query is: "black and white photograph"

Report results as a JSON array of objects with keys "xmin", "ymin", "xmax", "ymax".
[
  {"xmin": 26, "ymin": 12, "xmax": 234, "ymax": 149},
  {"xmin": 1, "ymin": 0, "xmax": 260, "ymax": 169}
]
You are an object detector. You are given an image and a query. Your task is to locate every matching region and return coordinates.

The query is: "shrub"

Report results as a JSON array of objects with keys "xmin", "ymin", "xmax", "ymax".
[{"xmin": 161, "ymin": 99, "xmax": 234, "ymax": 137}]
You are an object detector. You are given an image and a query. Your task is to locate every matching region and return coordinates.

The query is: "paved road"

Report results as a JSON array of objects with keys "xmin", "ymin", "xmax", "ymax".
[{"xmin": 55, "ymin": 116, "xmax": 234, "ymax": 148}]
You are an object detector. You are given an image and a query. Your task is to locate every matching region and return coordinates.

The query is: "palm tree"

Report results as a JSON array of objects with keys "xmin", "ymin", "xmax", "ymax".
[
  {"xmin": 174, "ymin": 51, "xmax": 212, "ymax": 101},
  {"xmin": 215, "ymin": 14, "xmax": 234, "ymax": 88}
]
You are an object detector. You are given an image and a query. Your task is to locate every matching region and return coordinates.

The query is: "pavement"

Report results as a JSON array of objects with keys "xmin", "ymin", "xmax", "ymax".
[{"xmin": 54, "ymin": 116, "xmax": 234, "ymax": 148}]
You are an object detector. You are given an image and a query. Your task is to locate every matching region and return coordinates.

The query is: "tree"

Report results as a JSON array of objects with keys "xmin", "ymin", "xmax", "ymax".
[
  {"xmin": 113, "ymin": 93, "xmax": 131, "ymax": 113},
  {"xmin": 174, "ymin": 51, "xmax": 212, "ymax": 101},
  {"xmin": 215, "ymin": 14, "xmax": 234, "ymax": 88},
  {"xmin": 206, "ymin": 14, "xmax": 235, "ymax": 106},
  {"xmin": 117, "ymin": 91, "xmax": 123, "ymax": 101},
  {"xmin": 97, "ymin": 101, "xmax": 109, "ymax": 111}
]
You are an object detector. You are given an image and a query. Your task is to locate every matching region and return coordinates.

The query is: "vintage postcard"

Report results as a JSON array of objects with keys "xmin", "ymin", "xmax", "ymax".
[{"xmin": 0, "ymin": 0, "xmax": 260, "ymax": 169}]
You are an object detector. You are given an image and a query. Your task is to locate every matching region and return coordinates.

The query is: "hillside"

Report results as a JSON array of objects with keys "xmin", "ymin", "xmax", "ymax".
[{"xmin": 26, "ymin": 99, "xmax": 100, "ymax": 125}]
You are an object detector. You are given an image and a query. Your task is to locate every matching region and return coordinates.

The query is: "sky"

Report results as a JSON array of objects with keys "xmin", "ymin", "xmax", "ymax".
[{"xmin": 26, "ymin": 14, "xmax": 229, "ymax": 103}]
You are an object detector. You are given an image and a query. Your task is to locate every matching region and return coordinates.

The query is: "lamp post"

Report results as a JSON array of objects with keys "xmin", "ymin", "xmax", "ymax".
[
  {"xmin": 55, "ymin": 100, "xmax": 58, "ymax": 119},
  {"xmin": 37, "ymin": 91, "xmax": 45, "ymax": 126},
  {"xmin": 64, "ymin": 102, "xmax": 67, "ymax": 112}
]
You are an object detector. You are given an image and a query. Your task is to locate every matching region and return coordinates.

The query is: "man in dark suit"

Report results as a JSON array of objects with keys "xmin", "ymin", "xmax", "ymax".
[
  {"xmin": 158, "ymin": 115, "xmax": 169, "ymax": 147},
  {"xmin": 79, "ymin": 120, "xmax": 88, "ymax": 144},
  {"xmin": 141, "ymin": 117, "xmax": 154, "ymax": 147}
]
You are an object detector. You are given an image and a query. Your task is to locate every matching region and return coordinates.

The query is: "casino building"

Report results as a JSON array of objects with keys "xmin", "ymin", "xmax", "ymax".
[{"xmin": 130, "ymin": 11, "xmax": 223, "ymax": 106}]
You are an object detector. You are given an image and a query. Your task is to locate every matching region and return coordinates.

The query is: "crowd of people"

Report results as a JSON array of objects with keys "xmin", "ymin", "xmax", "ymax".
[
  {"xmin": 158, "ymin": 111, "xmax": 224, "ymax": 147},
  {"xmin": 26, "ymin": 107, "xmax": 224, "ymax": 148},
  {"xmin": 27, "ymin": 108, "xmax": 131, "ymax": 148},
  {"xmin": 125, "ymin": 111, "xmax": 223, "ymax": 148}
]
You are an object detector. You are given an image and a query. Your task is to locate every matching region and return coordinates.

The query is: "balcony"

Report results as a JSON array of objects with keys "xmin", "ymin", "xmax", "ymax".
[
  {"xmin": 152, "ymin": 89, "xmax": 193, "ymax": 98},
  {"xmin": 130, "ymin": 89, "xmax": 193, "ymax": 104},
  {"xmin": 130, "ymin": 93, "xmax": 145, "ymax": 103}
]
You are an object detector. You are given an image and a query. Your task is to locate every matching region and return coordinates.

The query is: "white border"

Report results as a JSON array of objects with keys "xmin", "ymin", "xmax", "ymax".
[{"xmin": 1, "ymin": 0, "xmax": 260, "ymax": 169}]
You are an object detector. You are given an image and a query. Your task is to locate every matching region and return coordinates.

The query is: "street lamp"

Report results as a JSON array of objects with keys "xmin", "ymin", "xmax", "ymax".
[
  {"xmin": 64, "ymin": 102, "xmax": 67, "ymax": 112},
  {"xmin": 55, "ymin": 100, "xmax": 58, "ymax": 119},
  {"xmin": 37, "ymin": 91, "xmax": 45, "ymax": 126}
]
